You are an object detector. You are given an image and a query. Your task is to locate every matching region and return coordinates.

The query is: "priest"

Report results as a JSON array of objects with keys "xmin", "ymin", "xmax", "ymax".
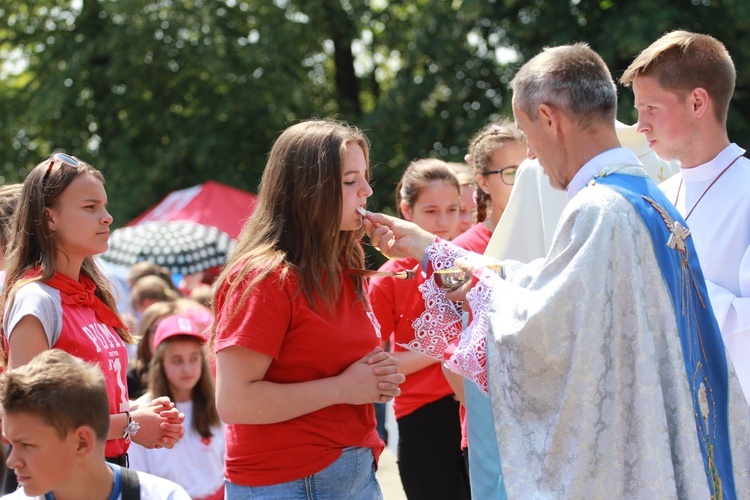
[{"xmin": 364, "ymin": 43, "xmax": 748, "ymax": 498}]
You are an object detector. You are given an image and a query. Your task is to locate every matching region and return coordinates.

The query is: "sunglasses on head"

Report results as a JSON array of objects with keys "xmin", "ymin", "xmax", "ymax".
[{"xmin": 42, "ymin": 153, "xmax": 82, "ymax": 188}]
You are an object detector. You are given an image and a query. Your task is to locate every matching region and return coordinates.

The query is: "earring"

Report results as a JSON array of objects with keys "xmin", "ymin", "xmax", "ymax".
[{"xmin": 51, "ymin": 226, "xmax": 57, "ymax": 232}]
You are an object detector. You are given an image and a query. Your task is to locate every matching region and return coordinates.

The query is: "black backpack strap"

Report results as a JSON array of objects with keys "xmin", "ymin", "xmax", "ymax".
[{"xmin": 120, "ymin": 467, "xmax": 141, "ymax": 500}]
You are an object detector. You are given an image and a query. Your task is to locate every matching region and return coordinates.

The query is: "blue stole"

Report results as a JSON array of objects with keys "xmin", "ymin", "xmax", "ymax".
[
  {"xmin": 465, "ymin": 379, "xmax": 507, "ymax": 499},
  {"xmin": 595, "ymin": 168, "xmax": 735, "ymax": 499}
]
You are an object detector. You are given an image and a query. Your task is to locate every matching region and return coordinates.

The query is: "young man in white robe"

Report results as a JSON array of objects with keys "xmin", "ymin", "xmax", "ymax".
[
  {"xmin": 364, "ymin": 43, "xmax": 749, "ymax": 499},
  {"xmin": 621, "ymin": 31, "xmax": 750, "ymax": 405}
]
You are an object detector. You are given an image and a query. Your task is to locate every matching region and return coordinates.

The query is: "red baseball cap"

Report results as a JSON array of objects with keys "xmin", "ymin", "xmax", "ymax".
[{"xmin": 152, "ymin": 314, "xmax": 205, "ymax": 349}]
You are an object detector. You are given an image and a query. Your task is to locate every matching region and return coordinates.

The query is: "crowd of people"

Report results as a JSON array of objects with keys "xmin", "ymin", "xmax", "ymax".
[{"xmin": 0, "ymin": 28, "xmax": 747, "ymax": 500}]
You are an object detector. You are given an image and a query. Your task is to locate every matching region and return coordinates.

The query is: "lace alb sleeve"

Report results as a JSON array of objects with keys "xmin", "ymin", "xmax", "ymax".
[
  {"xmin": 405, "ymin": 239, "xmax": 467, "ymax": 359},
  {"xmin": 406, "ymin": 239, "xmax": 501, "ymax": 393},
  {"xmin": 444, "ymin": 267, "xmax": 501, "ymax": 394}
]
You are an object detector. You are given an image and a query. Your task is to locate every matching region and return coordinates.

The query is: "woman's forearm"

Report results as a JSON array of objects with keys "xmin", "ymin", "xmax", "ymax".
[
  {"xmin": 216, "ymin": 347, "xmax": 403, "ymax": 425},
  {"xmin": 107, "ymin": 412, "xmax": 128, "ymax": 441},
  {"xmin": 393, "ymin": 349, "xmax": 440, "ymax": 376},
  {"xmin": 216, "ymin": 376, "xmax": 345, "ymax": 425}
]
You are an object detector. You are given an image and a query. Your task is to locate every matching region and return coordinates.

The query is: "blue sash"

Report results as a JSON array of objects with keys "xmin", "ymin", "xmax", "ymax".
[{"xmin": 595, "ymin": 169, "xmax": 735, "ymax": 499}]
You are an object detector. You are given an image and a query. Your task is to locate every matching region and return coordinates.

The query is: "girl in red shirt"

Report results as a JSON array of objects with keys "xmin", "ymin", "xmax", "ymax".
[
  {"xmin": 0, "ymin": 153, "xmax": 184, "ymax": 480},
  {"xmin": 449, "ymin": 120, "xmax": 527, "ymax": 496},
  {"xmin": 212, "ymin": 119, "xmax": 404, "ymax": 499},
  {"xmin": 456, "ymin": 119, "xmax": 528, "ymax": 252},
  {"xmin": 369, "ymin": 158, "xmax": 470, "ymax": 500}
]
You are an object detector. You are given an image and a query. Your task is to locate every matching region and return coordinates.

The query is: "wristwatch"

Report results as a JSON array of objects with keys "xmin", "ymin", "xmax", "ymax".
[{"xmin": 123, "ymin": 410, "xmax": 140, "ymax": 441}]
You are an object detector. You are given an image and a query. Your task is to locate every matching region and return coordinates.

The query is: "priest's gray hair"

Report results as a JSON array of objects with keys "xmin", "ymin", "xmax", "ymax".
[{"xmin": 510, "ymin": 43, "xmax": 617, "ymax": 129}]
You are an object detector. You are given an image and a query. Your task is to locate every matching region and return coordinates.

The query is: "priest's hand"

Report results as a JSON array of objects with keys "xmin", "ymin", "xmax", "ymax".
[
  {"xmin": 447, "ymin": 256, "xmax": 504, "ymax": 304},
  {"xmin": 446, "ymin": 257, "xmax": 477, "ymax": 303},
  {"xmin": 363, "ymin": 211, "xmax": 434, "ymax": 261}
]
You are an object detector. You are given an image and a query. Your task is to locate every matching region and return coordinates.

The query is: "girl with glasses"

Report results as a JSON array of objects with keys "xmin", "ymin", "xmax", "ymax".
[
  {"xmin": 0, "ymin": 153, "xmax": 185, "ymax": 486},
  {"xmin": 463, "ymin": 119, "xmax": 527, "ymax": 241}
]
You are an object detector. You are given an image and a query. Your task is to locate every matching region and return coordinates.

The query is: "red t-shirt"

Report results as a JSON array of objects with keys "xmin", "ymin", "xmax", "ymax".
[
  {"xmin": 451, "ymin": 222, "xmax": 493, "ymax": 450},
  {"xmin": 5, "ymin": 282, "xmax": 130, "ymax": 457},
  {"xmin": 451, "ymin": 222, "xmax": 492, "ymax": 254},
  {"xmin": 56, "ymin": 311, "xmax": 130, "ymax": 457},
  {"xmin": 214, "ymin": 266, "xmax": 384, "ymax": 486},
  {"xmin": 368, "ymin": 258, "xmax": 454, "ymax": 420}
]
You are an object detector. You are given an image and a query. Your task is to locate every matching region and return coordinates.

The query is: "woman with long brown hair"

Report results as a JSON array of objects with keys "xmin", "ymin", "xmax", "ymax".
[
  {"xmin": 0, "ymin": 153, "xmax": 183, "ymax": 479},
  {"xmin": 212, "ymin": 119, "xmax": 404, "ymax": 499}
]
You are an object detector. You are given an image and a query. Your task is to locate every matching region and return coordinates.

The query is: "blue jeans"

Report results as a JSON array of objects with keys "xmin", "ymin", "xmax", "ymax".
[{"xmin": 225, "ymin": 447, "xmax": 383, "ymax": 500}]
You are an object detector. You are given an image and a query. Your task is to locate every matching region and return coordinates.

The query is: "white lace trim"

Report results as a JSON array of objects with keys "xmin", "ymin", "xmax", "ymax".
[
  {"xmin": 405, "ymin": 239, "xmax": 466, "ymax": 359},
  {"xmin": 445, "ymin": 268, "xmax": 496, "ymax": 394},
  {"xmin": 407, "ymin": 239, "xmax": 496, "ymax": 394},
  {"xmin": 427, "ymin": 238, "xmax": 468, "ymax": 271}
]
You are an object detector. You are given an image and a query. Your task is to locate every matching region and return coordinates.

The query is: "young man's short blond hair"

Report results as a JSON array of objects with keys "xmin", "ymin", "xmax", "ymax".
[
  {"xmin": 620, "ymin": 30, "xmax": 735, "ymax": 124},
  {"xmin": 0, "ymin": 350, "xmax": 110, "ymax": 441}
]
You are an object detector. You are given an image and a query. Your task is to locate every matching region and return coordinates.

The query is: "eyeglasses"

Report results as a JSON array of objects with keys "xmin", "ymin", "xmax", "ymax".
[
  {"xmin": 42, "ymin": 153, "xmax": 81, "ymax": 188},
  {"xmin": 482, "ymin": 166, "xmax": 517, "ymax": 185}
]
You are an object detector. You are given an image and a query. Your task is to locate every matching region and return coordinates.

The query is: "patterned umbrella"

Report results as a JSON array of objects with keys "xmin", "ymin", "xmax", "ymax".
[{"xmin": 100, "ymin": 221, "xmax": 236, "ymax": 275}]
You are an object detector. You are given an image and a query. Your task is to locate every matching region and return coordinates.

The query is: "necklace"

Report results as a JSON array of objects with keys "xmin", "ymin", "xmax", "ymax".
[{"xmin": 675, "ymin": 154, "xmax": 742, "ymax": 221}]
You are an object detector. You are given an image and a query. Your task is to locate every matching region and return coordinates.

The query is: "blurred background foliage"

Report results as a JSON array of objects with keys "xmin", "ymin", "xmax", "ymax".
[{"xmin": 1, "ymin": 0, "xmax": 749, "ymax": 226}]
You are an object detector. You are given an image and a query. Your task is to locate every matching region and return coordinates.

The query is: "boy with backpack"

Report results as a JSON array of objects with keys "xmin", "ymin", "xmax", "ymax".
[{"xmin": 0, "ymin": 349, "xmax": 190, "ymax": 499}]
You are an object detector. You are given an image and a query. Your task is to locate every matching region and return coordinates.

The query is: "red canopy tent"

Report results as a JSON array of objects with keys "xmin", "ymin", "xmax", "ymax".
[{"xmin": 127, "ymin": 181, "xmax": 257, "ymax": 239}]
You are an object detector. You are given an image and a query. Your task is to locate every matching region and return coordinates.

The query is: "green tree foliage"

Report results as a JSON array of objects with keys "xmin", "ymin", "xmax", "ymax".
[
  {"xmin": 485, "ymin": 0, "xmax": 750, "ymax": 148},
  {"xmin": 0, "ymin": 0, "xmax": 338, "ymax": 223},
  {"xmin": 1, "ymin": 0, "xmax": 749, "ymax": 227}
]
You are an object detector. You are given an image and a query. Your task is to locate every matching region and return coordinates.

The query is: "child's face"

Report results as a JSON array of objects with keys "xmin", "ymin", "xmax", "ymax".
[
  {"xmin": 476, "ymin": 142, "xmax": 527, "ymax": 214},
  {"xmin": 454, "ymin": 184, "xmax": 477, "ymax": 237},
  {"xmin": 400, "ymin": 180, "xmax": 460, "ymax": 240},
  {"xmin": 45, "ymin": 173, "xmax": 113, "ymax": 261},
  {"xmin": 162, "ymin": 338, "xmax": 204, "ymax": 402},
  {"xmin": 3, "ymin": 412, "xmax": 79, "ymax": 497}
]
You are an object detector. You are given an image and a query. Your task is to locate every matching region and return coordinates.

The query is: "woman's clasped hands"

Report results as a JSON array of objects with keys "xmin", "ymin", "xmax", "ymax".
[
  {"xmin": 337, "ymin": 347, "xmax": 405, "ymax": 404},
  {"xmin": 130, "ymin": 396, "xmax": 186, "ymax": 449}
]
